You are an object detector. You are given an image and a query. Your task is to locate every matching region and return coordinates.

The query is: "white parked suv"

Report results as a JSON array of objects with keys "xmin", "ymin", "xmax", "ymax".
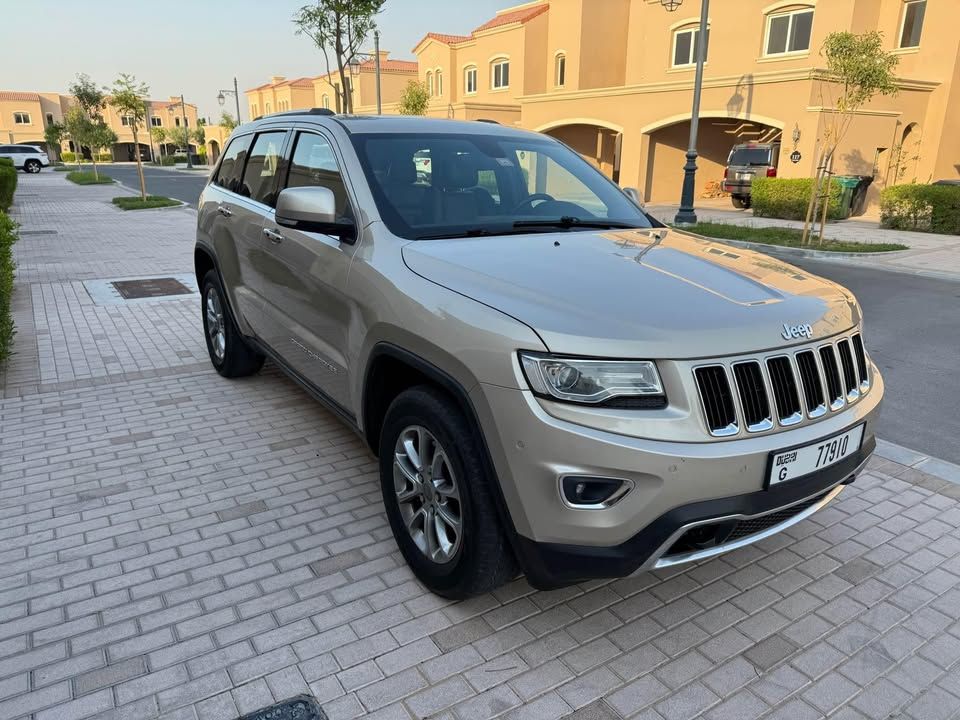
[{"xmin": 0, "ymin": 144, "xmax": 50, "ymax": 173}]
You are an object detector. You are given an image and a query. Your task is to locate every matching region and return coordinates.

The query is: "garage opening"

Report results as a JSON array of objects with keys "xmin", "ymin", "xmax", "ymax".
[{"xmin": 543, "ymin": 123, "xmax": 623, "ymax": 183}]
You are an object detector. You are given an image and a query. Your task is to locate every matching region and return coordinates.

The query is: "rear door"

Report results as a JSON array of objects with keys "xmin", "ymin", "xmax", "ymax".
[
  {"xmin": 258, "ymin": 127, "xmax": 357, "ymax": 409},
  {"xmin": 726, "ymin": 145, "xmax": 772, "ymax": 194}
]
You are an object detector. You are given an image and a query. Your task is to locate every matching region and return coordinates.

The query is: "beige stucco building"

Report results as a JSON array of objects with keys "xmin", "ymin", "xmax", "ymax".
[
  {"xmin": 0, "ymin": 90, "xmax": 198, "ymax": 162},
  {"xmin": 413, "ymin": 0, "xmax": 955, "ymax": 208}
]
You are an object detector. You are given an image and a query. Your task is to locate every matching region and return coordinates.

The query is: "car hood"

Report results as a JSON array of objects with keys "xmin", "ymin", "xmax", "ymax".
[{"xmin": 401, "ymin": 228, "xmax": 861, "ymax": 359}]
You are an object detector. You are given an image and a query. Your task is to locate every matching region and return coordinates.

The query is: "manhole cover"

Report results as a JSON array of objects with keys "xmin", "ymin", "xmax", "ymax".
[
  {"xmin": 111, "ymin": 277, "xmax": 192, "ymax": 299},
  {"xmin": 19, "ymin": 230, "xmax": 58, "ymax": 236},
  {"xmin": 237, "ymin": 696, "xmax": 327, "ymax": 720}
]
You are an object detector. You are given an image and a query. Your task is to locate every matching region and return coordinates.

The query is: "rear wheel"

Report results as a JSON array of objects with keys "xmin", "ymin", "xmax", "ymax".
[
  {"xmin": 24, "ymin": 159, "xmax": 41, "ymax": 173},
  {"xmin": 379, "ymin": 386, "xmax": 517, "ymax": 598},
  {"xmin": 731, "ymin": 195, "xmax": 746, "ymax": 209},
  {"xmin": 200, "ymin": 269, "xmax": 264, "ymax": 378}
]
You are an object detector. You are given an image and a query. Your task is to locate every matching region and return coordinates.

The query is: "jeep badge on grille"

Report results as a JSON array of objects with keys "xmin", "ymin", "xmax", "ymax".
[{"xmin": 782, "ymin": 323, "xmax": 814, "ymax": 341}]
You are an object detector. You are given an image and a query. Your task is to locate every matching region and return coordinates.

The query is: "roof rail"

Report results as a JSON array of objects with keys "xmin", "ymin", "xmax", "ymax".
[
  {"xmin": 252, "ymin": 108, "xmax": 336, "ymax": 121},
  {"xmin": 475, "ymin": 118, "xmax": 500, "ymax": 124}
]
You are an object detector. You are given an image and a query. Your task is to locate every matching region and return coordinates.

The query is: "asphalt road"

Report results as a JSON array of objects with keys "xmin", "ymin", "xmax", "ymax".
[
  {"xmin": 790, "ymin": 259, "xmax": 960, "ymax": 465},
  {"xmin": 97, "ymin": 163, "xmax": 209, "ymax": 208},
  {"xmin": 89, "ymin": 166, "xmax": 960, "ymax": 463}
]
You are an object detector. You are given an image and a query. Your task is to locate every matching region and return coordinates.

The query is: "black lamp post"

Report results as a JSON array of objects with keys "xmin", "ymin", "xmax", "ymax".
[
  {"xmin": 348, "ymin": 30, "xmax": 383, "ymax": 114},
  {"xmin": 217, "ymin": 78, "xmax": 242, "ymax": 124},
  {"xmin": 662, "ymin": 0, "xmax": 710, "ymax": 225}
]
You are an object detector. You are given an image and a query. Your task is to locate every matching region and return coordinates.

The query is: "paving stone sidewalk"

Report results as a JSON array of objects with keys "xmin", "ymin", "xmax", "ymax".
[{"xmin": 2, "ymin": 172, "xmax": 960, "ymax": 720}]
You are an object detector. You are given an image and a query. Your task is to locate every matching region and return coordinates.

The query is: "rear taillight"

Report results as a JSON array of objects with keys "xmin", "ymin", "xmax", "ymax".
[
  {"xmin": 766, "ymin": 167, "xmax": 777, "ymax": 177},
  {"xmin": 723, "ymin": 167, "xmax": 728, "ymax": 179}
]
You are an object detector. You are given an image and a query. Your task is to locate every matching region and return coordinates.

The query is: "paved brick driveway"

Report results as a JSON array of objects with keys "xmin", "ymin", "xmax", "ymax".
[{"xmin": 2, "ymin": 173, "xmax": 960, "ymax": 720}]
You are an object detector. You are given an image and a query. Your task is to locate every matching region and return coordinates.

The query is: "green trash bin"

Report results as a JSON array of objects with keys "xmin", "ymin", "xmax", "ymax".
[{"xmin": 834, "ymin": 176, "xmax": 861, "ymax": 218}]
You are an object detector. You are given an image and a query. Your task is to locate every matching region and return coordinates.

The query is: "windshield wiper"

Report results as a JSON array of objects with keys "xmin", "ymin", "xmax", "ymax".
[{"xmin": 512, "ymin": 216, "xmax": 641, "ymax": 230}]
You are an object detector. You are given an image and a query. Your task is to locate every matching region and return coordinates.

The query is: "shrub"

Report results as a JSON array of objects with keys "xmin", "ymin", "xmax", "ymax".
[
  {"xmin": 0, "ymin": 165, "xmax": 17, "ymax": 211},
  {"xmin": 172, "ymin": 154, "xmax": 187, "ymax": 164},
  {"xmin": 65, "ymin": 171, "xmax": 114, "ymax": 185},
  {"xmin": 0, "ymin": 157, "xmax": 13, "ymax": 168},
  {"xmin": 880, "ymin": 183, "xmax": 960, "ymax": 234},
  {"xmin": 0, "ymin": 211, "xmax": 17, "ymax": 363},
  {"xmin": 61, "ymin": 151, "xmax": 76, "ymax": 162},
  {"xmin": 159, "ymin": 155, "xmax": 177, "ymax": 166},
  {"xmin": 96, "ymin": 152, "xmax": 113, "ymax": 162},
  {"xmin": 751, "ymin": 177, "xmax": 846, "ymax": 221}
]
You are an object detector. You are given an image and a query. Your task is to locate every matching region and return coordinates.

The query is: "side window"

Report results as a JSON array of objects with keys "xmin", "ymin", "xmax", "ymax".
[
  {"xmin": 213, "ymin": 134, "xmax": 253, "ymax": 193},
  {"xmin": 517, "ymin": 148, "xmax": 607, "ymax": 216},
  {"xmin": 239, "ymin": 131, "xmax": 287, "ymax": 206},
  {"xmin": 284, "ymin": 132, "xmax": 350, "ymax": 218}
]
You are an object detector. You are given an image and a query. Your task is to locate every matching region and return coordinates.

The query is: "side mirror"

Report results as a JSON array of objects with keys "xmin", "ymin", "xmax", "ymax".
[
  {"xmin": 622, "ymin": 187, "xmax": 644, "ymax": 208},
  {"xmin": 276, "ymin": 186, "xmax": 355, "ymax": 241}
]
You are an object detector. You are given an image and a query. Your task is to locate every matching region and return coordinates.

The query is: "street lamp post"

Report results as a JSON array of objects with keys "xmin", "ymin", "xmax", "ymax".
[
  {"xmin": 663, "ymin": 0, "xmax": 709, "ymax": 225},
  {"xmin": 348, "ymin": 36, "xmax": 384, "ymax": 115},
  {"xmin": 217, "ymin": 77, "xmax": 242, "ymax": 125}
]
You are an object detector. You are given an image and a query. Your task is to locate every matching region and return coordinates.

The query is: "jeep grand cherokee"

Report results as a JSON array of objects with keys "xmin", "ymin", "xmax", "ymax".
[{"xmin": 195, "ymin": 110, "xmax": 882, "ymax": 598}]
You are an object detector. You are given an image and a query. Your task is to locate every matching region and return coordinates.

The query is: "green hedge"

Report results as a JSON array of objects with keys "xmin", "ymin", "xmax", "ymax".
[
  {"xmin": 0, "ymin": 165, "xmax": 17, "ymax": 212},
  {"xmin": 61, "ymin": 151, "xmax": 76, "ymax": 162},
  {"xmin": 880, "ymin": 183, "xmax": 960, "ymax": 235},
  {"xmin": 159, "ymin": 156, "xmax": 177, "ymax": 166},
  {"xmin": 0, "ymin": 211, "xmax": 17, "ymax": 363},
  {"xmin": 65, "ymin": 171, "xmax": 113, "ymax": 185},
  {"xmin": 751, "ymin": 177, "xmax": 845, "ymax": 221},
  {"xmin": 96, "ymin": 152, "xmax": 113, "ymax": 162},
  {"xmin": 0, "ymin": 157, "xmax": 13, "ymax": 168},
  {"xmin": 172, "ymin": 154, "xmax": 188, "ymax": 164}
]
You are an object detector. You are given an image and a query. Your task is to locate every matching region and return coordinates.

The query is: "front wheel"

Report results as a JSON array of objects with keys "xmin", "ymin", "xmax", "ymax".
[
  {"xmin": 24, "ymin": 160, "xmax": 41, "ymax": 173},
  {"xmin": 379, "ymin": 386, "xmax": 517, "ymax": 598},
  {"xmin": 200, "ymin": 270, "xmax": 264, "ymax": 378}
]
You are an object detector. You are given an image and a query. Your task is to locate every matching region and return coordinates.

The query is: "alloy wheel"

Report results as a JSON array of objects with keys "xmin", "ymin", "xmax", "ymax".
[
  {"xmin": 393, "ymin": 425, "xmax": 463, "ymax": 564},
  {"xmin": 205, "ymin": 287, "xmax": 226, "ymax": 362}
]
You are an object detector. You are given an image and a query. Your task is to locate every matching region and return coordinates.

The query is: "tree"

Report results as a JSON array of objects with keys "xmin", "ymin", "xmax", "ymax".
[
  {"xmin": 108, "ymin": 74, "xmax": 150, "ymax": 199},
  {"xmin": 167, "ymin": 126, "xmax": 191, "ymax": 153},
  {"xmin": 192, "ymin": 125, "xmax": 206, "ymax": 148},
  {"xmin": 63, "ymin": 107, "xmax": 116, "ymax": 179},
  {"xmin": 69, "ymin": 74, "xmax": 107, "ymax": 121},
  {"xmin": 44, "ymin": 122, "xmax": 66, "ymax": 161},
  {"xmin": 86, "ymin": 122, "xmax": 118, "ymax": 169},
  {"xmin": 293, "ymin": 0, "xmax": 385, "ymax": 114},
  {"xmin": 397, "ymin": 80, "xmax": 430, "ymax": 116},
  {"xmin": 150, "ymin": 126, "xmax": 166, "ymax": 159},
  {"xmin": 63, "ymin": 107, "xmax": 92, "ymax": 172},
  {"xmin": 802, "ymin": 31, "xmax": 899, "ymax": 244},
  {"xmin": 219, "ymin": 111, "xmax": 238, "ymax": 131}
]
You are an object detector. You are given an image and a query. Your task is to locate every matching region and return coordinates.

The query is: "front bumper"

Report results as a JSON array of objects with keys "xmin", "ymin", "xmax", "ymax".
[{"xmin": 472, "ymin": 369, "xmax": 882, "ymax": 589}]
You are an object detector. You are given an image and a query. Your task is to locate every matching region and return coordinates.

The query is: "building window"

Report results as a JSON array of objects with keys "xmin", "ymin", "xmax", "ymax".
[
  {"xmin": 765, "ymin": 8, "xmax": 814, "ymax": 55},
  {"xmin": 492, "ymin": 59, "xmax": 510, "ymax": 90},
  {"xmin": 426, "ymin": 71, "xmax": 434, "ymax": 96},
  {"xmin": 13, "ymin": 112, "xmax": 31, "ymax": 125},
  {"xmin": 121, "ymin": 115, "xmax": 135, "ymax": 127},
  {"xmin": 436, "ymin": 70, "xmax": 443, "ymax": 96},
  {"xmin": 265, "ymin": 103, "xmax": 271, "ymax": 113},
  {"xmin": 465, "ymin": 66, "xmax": 478, "ymax": 94},
  {"xmin": 673, "ymin": 26, "xmax": 709, "ymax": 66},
  {"xmin": 899, "ymin": 0, "xmax": 926, "ymax": 48},
  {"xmin": 174, "ymin": 117, "xmax": 180, "ymax": 127},
  {"xmin": 555, "ymin": 53, "xmax": 566, "ymax": 87},
  {"xmin": 151, "ymin": 116, "xmax": 162, "ymax": 127},
  {"xmin": 251, "ymin": 105, "xmax": 258, "ymax": 117},
  {"xmin": 322, "ymin": 94, "xmax": 330, "ymax": 110},
  {"xmin": 45, "ymin": 112, "xmax": 54, "ymax": 126}
]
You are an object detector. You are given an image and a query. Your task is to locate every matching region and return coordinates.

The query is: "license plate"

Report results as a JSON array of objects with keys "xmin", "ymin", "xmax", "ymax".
[
  {"xmin": 736, "ymin": 172, "xmax": 752, "ymax": 180},
  {"xmin": 768, "ymin": 424, "xmax": 864, "ymax": 487}
]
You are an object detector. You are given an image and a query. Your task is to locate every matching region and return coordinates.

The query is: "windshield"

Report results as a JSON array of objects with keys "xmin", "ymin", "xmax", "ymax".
[
  {"xmin": 350, "ymin": 132, "xmax": 652, "ymax": 239},
  {"xmin": 728, "ymin": 147, "xmax": 772, "ymax": 166}
]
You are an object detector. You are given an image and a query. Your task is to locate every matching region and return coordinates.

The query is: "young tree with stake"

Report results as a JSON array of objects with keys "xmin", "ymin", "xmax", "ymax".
[
  {"xmin": 108, "ymin": 74, "xmax": 150, "ymax": 199},
  {"xmin": 293, "ymin": 0, "xmax": 384, "ymax": 114}
]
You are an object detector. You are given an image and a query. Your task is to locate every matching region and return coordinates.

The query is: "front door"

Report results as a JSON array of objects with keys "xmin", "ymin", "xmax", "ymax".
[{"xmin": 258, "ymin": 129, "xmax": 357, "ymax": 411}]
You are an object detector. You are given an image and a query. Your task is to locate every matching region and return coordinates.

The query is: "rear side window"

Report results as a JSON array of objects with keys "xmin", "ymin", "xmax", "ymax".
[
  {"xmin": 284, "ymin": 132, "xmax": 351, "ymax": 218},
  {"xmin": 214, "ymin": 134, "xmax": 253, "ymax": 193},
  {"xmin": 239, "ymin": 132, "xmax": 287, "ymax": 206}
]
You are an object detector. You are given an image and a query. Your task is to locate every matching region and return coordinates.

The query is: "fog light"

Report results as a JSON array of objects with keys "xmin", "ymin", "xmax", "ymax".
[{"xmin": 561, "ymin": 476, "xmax": 631, "ymax": 508}]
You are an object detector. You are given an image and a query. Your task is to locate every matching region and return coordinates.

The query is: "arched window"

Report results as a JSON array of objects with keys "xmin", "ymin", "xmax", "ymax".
[
  {"xmin": 464, "ymin": 65, "xmax": 478, "ymax": 94},
  {"xmin": 764, "ymin": 6, "xmax": 814, "ymax": 56},
  {"xmin": 322, "ymin": 94, "xmax": 330, "ymax": 110},
  {"xmin": 426, "ymin": 71, "xmax": 434, "ymax": 96},
  {"xmin": 491, "ymin": 58, "xmax": 510, "ymax": 90},
  {"xmin": 672, "ymin": 24, "xmax": 709, "ymax": 66},
  {"xmin": 555, "ymin": 53, "xmax": 566, "ymax": 87},
  {"xmin": 436, "ymin": 69, "xmax": 443, "ymax": 96}
]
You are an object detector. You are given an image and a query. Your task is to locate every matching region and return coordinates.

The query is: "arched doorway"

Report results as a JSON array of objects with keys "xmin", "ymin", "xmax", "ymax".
[
  {"xmin": 538, "ymin": 121, "xmax": 624, "ymax": 183},
  {"xmin": 208, "ymin": 140, "xmax": 220, "ymax": 165},
  {"xmin": 893, "ymin": 122, "xmax": 921, "ymax": 183},
  {"xmin": 641, "ymin": 114, "xmax": 783, "ymax": 203}
]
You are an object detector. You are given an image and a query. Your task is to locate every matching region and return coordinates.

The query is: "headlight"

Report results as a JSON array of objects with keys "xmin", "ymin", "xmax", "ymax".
[{"xmin": 519, "ymin": 352, "xmax": 664, "ymax": 405}]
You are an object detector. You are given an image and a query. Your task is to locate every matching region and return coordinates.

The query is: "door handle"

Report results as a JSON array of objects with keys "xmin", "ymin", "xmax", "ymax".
[
  {"xmin": 217, "ymin": 206, "xmax": 233, "ymax": 217},
  {"xmin": 263, "ymin": 228, "xmax": 285, "ymax": 244}
]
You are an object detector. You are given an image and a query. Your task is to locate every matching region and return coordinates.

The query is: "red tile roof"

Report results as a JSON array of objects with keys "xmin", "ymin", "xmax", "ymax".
[
  {"xmin": 418, "ymin": 32, "xmax": 472, "ymax": 47},
  {"xmin": 473, "ymin": 3, "xmax": 548, "ymax": 33},
  {"xmin": 0, "ymin": 91, "xmax": 41, "ymax": 102},
  {"xmin": 245, "ymin": 76, "xmax": 314, "ymax": 93},
  {"xmin": 358, "ymin": 58, "xmax": 419, "ymax": 73}
]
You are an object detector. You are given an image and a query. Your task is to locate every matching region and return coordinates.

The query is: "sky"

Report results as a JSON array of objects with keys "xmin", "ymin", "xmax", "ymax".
[{"xmin": 0, "ymin": 0, "xmax": 512, "ymax": 122}]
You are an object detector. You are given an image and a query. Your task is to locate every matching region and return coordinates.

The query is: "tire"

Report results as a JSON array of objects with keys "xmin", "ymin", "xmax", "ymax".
[
  {"xmin": 379, "ymin": 386, "xmax": 518, "ymax": 598},
  {"xmin": 24, "ymin": 160, "xmax": 41, "ymax": 174},
  {"xmin": 731, "ymin": 195, "xmax": 746, "ymax": 209},
  {"xmin": 200, "ymin": 269, "xmax": 264, "ymax": 378}
]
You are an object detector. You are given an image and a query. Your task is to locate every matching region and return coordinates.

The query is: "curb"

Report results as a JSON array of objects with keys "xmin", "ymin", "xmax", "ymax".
[
  {"xmin": 110, "ymin": 179, "xmax": 190, "ymax": 211},
  {"xmin": 874, "ymin": 438, "xmax": 960, "ymax": 486}
]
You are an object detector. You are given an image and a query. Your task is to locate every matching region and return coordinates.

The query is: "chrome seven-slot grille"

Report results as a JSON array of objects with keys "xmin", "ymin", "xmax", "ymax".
[{"xmin": 694, "ymin": 331, "xmax": 870, "ymax": 437}]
